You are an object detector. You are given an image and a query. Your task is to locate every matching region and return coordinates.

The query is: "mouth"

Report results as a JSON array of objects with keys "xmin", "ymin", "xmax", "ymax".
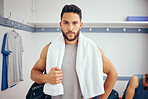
[{"xmin": 66, "ymin": 32, "xmax": 75, "ymax": 36}]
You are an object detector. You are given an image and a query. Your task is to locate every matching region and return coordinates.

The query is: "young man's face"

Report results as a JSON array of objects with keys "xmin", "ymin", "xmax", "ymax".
[{"xmin": 60, "ymin": 12, "xmax": 83, "ymax": 41}]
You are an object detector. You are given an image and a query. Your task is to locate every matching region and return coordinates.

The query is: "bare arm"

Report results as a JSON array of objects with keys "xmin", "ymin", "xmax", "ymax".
[
  {"xmin": 30, "ymin": 44, "xmax": 63, "ymax": 84},
  {"xmin": 125, "ymin": 75, "xmax": 138, "ymax": 99},
  {"xmin": 97, "ymin": 47, "xmax": 118, "ymax": 99}
]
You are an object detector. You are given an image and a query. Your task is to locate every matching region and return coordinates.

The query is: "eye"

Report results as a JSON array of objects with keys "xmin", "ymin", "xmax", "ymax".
[
  {"xmin": 73, "ymin": 22, "xmax": 78, "ymax": 24},
  {"xmin": 64, "ymin": 21, "xmax": 68, "ymax": 24}
]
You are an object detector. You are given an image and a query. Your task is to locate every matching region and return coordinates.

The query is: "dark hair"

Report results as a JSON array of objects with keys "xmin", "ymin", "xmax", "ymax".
[
  {"xmin": 146, "ymin": 73, "xmax": 148, "ymax": 83},
  {"xmin": 61, "ymin": 4, "xmax": 82, "ymax": 21}
]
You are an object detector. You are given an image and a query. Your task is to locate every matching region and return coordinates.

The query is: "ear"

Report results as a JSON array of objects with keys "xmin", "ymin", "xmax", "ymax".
[
  {"xmin": 60, "ymin": 22, "xmax": 62, "ymax": 28},
  {"xmin": 80, "ymin": 22, "xmax": 83, "ymax": 29}
]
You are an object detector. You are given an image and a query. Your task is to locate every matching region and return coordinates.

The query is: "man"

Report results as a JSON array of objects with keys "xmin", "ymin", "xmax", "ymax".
[
  {"xmin": 30, "ymin": 4, "xmax": 117, "ymax": 99},
  {"xmin": 122, "ymin": 73, "xmax": 148, "ymax": 99}
]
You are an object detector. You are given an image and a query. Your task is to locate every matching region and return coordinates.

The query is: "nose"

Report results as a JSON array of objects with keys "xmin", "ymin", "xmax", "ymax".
[{"xmin": 68, "ymin": 24, "xmax": 74, "ymax": 31}]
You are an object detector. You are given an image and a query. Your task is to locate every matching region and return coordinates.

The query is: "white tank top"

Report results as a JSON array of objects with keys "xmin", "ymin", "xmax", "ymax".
[{"xmin": 52, "ymin": 44, "xmax": 83, "ymax": 99}]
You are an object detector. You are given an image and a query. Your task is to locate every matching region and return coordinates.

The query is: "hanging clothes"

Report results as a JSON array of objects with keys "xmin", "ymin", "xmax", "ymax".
[
  {"xmin": 1, "ymin": 33, "xmax": 10, "ymax": 91},
  {"xmin": 6, "ymin": 30, "xmax": 24, "ymax": 88},
  {"xmin": 1, "ymin": 30, "xmax": 24, "ymax": 90}
]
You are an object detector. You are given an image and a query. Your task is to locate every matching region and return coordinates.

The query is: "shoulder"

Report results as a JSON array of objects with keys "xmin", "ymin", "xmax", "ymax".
[
  {"xmin": 40, "ymin": 44, "xmax": 50, "ymax": 59},
  {"xmin": 97, "ymin": 47, "xmax": 106, "ymax": 61},
  {"xmin": 97, "ymin": 46, "xmax": 105, "ymax": 56},
  {"xmin": 131, "ymin": 75, "xmax": 139, "ymax": 82},
  {"xmin": 129, "ymin": 75, "xmax": 139, "ymax": 89},
  {"xmin": 43, "ymin": 44, "xmax": 50, "ymax": 51}
]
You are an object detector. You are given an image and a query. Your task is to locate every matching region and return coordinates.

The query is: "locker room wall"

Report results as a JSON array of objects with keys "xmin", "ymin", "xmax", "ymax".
[{"xmin": 0, "ymin": 0, "xmax": 35, "ymax": 99}]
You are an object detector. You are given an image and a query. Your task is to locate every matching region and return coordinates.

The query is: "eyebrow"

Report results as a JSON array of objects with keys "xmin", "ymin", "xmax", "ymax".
[
  {"xmin": 62, "ymin": 20, "xmax": 79, "ymax": 23},
  {"xmin": 73, "ymin": 21, "xmax": 78, "ymax": 23},
  {"xmin": 63, "ymin": 20, "xmax": 68, "ymax": 22}
]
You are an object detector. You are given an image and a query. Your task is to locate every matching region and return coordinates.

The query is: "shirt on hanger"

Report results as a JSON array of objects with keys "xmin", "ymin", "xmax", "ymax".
[{"xmin": 5, "ymin": 30, "xmax": 24, "ymax": 88}]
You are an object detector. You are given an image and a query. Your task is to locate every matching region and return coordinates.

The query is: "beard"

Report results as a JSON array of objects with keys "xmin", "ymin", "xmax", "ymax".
[{"xmin": 61, "ymin": 29, "xmax": 80, "ymax": 41}]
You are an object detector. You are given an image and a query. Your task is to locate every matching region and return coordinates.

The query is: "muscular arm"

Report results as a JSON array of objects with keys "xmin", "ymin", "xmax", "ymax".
[
  {"xmin": 30, "ymin": 44, "xmax": 49, "ymax": 84},
  {"xmin": 125, "ymin": 75, "xmax": 138, "ymax": 99},
  {"xmin": 30, "ymin": 44, "xmax": 63, "ymax": 84},
  {"xmin": 97, "ymin": 47, "xmax": 118, "ymax": 99}
]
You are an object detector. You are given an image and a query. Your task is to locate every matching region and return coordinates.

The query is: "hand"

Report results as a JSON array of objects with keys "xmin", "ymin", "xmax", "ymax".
[{"xmin": 44, "ymin": 67, "xmax": 63, "ymax": 85}]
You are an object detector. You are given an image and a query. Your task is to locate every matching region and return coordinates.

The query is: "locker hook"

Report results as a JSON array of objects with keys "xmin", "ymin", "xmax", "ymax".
[{"xmin": 4, "ymin": 12, "xmax": 11, "ymax": 24}]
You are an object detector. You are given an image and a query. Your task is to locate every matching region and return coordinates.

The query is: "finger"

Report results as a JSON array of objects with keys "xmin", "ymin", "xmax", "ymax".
[
  {"xmin": 58, "ymin": 76, "xmax": 63, "ymax": 80},
  {"xmin": 55, "ymin": 80, "xmax": 62, "ymax": 84},
  {"xmin": 50, "ymin": 68, "xmax": 55, "ymax": 72},
  {"xmin": 56, "ymin": 76, "xmax": 63, "ymax": 80},
  {"xmin": 55, "ymin": 74, "xmax": 63, "ymax": 78},
  {"xmin": 57, "ymin": 74, "xmax": 63, "ymax": 78},
  {"xmin": 54, "ymin": 67, "xmax": 61, "ymax": 71},
  {"xmin": 51, "ymin": 67, "xmax": 58, "ymax": 70},
  {"xmin": 51, "ymin": 67, "xmax": 61, "ymax": 71},
  {"xmin": 50, "ymin": 67, "xmax": 59, "ymax": 72},
  {"xmin": 55, "ymin": 70, "xmax": 63, "ymax": 74}
]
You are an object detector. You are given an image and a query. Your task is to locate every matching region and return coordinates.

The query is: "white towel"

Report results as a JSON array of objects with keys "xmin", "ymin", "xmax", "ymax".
[{"xmin": 44, "ymin": 33, "xmax": 104, "ymax": 98}]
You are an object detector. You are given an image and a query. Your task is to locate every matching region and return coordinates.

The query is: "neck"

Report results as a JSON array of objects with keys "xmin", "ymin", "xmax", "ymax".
[{"xmin": 65, "ymin": 38, "xmax": 78, "ymax": 45}]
